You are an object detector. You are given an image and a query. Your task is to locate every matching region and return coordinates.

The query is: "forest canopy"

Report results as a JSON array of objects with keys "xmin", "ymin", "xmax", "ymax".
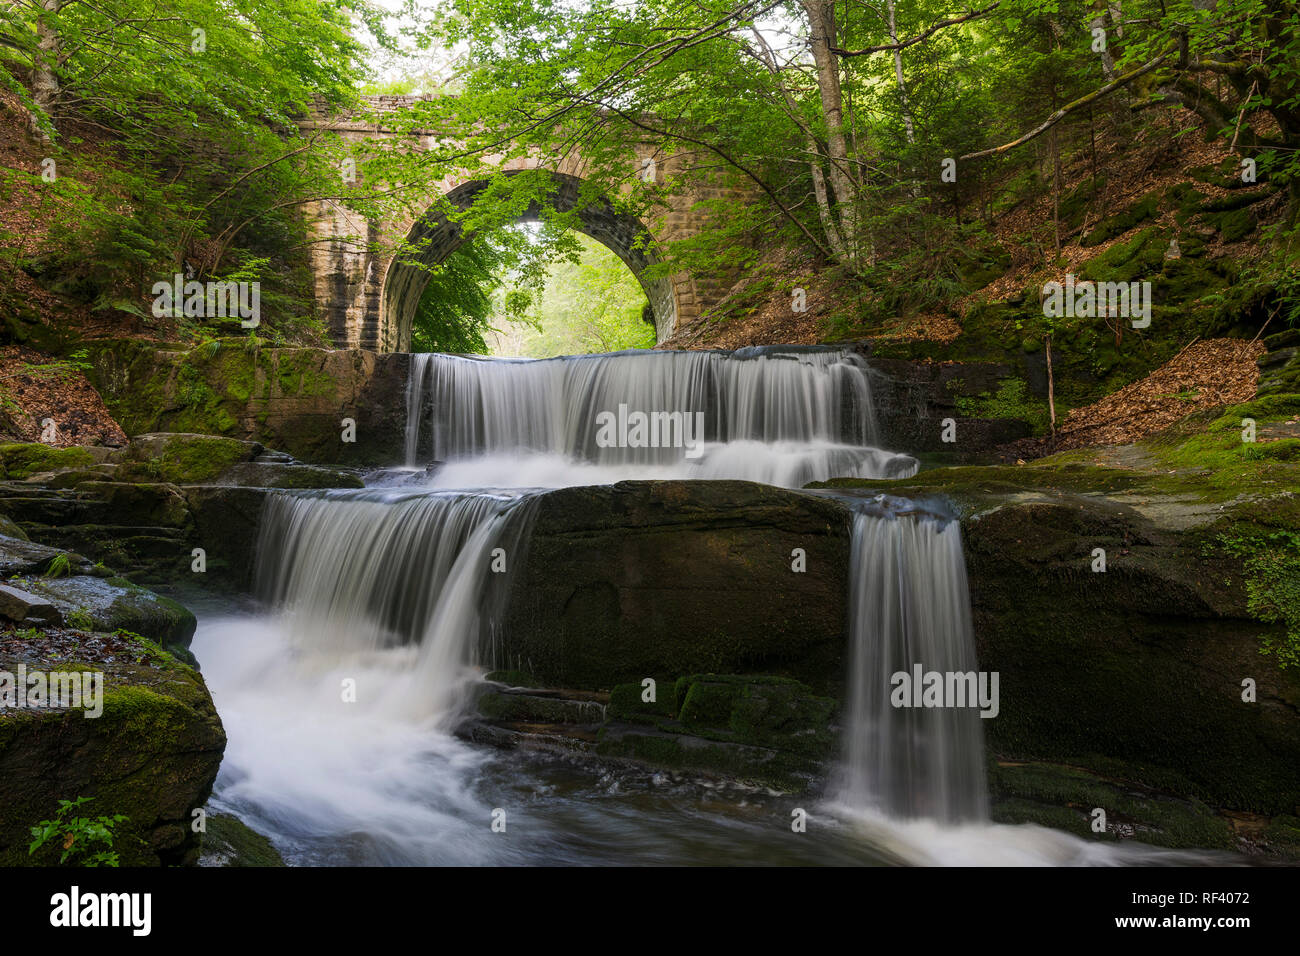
[{"xmin": 0, "ymin": 0, "xmax": 1296, "ymax": 348}]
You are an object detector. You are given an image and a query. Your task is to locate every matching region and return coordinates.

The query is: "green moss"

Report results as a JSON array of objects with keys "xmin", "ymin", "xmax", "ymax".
[
  {"xmin": 1143, "ymin": 396, "xmax": 1300, "ymax": 500},
  {"xmin": 1059, "ymin": 176, "xmax": 1106, "ymax": 231},
  {"xmin": 608, "ymin": 680, "xmax": 676, "ymax": 720},
  {"xmin": 273, "ymin": 352, "xmax": 335, "ymax": 399},
  {"xmin": 1210, "ymin": 523, "xmax": 1300, "ymax": 670},
  {"xmin": 954, "ymin": 378, "xmax": 1051, "ymax": 434},
  {"xmin": 1079, "ymin": 226, "xmax": 1168, "ymax": 283},
  {"xmin": 1082, "ymin": 190, "xmax": 1160, "ymax": 246},
  {"xmin": 990, "ymin": 761, "xmax": 1238, "ymax": 850},
  {"xmin": 200, "ymin": 813, "xmax": 285, "ymax": 866},
  {"xmin": 1203, "ymin": 207, "xmax": 1256, "ymax": 242},
  {"xmin": 117, "ymin": 435, "xmax": 250, "ymax": 484},
  {"xmin": 1262, "ymin": 814, "xmax": 1300, "ymax": 854},
  {"xmin": 0, "ymin": 443, "xmax": 96, "ymax": 480},
  {"xmin": 677, "ymin": 679, "xmax": 737, "ymax": 726}
]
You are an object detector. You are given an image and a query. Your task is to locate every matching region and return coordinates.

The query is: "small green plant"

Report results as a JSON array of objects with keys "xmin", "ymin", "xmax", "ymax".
[
  {"xmin": 65, "ymin": 608, "xmax": 96, "ymax": 631},
  {"xmin": 13, "ymin": 627, "xmax": 41, "ymax": 640},
  {"xmin": 43, "ymin": 553, "xmax": 71, "ymax": 578},
  {"xmin": 29, "ymin": 797, "xmax": 127, "ymax": 867}
]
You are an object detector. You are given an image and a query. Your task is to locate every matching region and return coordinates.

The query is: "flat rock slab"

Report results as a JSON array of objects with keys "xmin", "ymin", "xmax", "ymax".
[
  {"xmin": 0, "ymin": 532, "xmax": 94, "ymax": 577},
  {"xmin": 0, "ymin": 582, "xmax": 61, "ymax": 625}
]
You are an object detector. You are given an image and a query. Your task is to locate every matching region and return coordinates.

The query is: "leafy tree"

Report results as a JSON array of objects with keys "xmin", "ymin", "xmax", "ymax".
[{"xmin": 494, "ymin": 233, "xmax": 655, "ymax": 357}]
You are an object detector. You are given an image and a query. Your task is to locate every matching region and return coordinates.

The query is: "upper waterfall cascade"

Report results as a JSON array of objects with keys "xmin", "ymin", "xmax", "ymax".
[{"xmin": 403, "ymin": 347, "xmax": 918, "ymax": 489}]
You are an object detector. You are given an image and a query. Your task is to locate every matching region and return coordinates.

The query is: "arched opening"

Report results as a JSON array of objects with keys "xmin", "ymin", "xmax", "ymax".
[{"xmin": 380, "ymin": 171, "xmax": 676, "ymax": 352}]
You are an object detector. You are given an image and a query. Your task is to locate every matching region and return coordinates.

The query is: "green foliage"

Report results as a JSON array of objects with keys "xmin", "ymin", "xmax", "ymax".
[
  {"xmin": 496, "ymin": 233, "xmax": 655, "ymax": 356},
  {"xmin": 1216, "ymin": 529, "xmax": 1300, "ymax": 670},
  {"xmin": 29, "ymin": 797, "xmax": 127, "ymax": 867},
  {"xmin": 955, "ymin": 378, "xmax": 1052, "ymax": 434},
  {"xmin": 1, "ymin": 0, "xmax": 426, "ymax": 343},
  {"xmin": 65, "ymin": 608, "xmax": 96, "ymax": 631},
  {"xmin": 43, "ymin": 553, "xmax": 71, "ymax": 579},
  {"xmin": 409, "ymin": 234, "xmax": 528, "ymax": 354}
]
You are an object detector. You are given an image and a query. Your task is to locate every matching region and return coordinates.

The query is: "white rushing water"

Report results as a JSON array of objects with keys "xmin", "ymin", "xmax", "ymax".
[
  {"xmin": 404, "ymin": 347, "xmax": 917, "ymax": 488},
  {"xmin": 198, "ymin": 345, "xmax": 1231, "ymax": 866},
  {"xmin": 835, "ymin": 504, "xmax": 988, "ymax": 824}
]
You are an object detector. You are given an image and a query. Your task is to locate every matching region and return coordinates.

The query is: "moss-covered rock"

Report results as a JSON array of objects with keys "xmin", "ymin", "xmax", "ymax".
[
  {"xmin": 83, "ymin": 338, "xmax": 409, "ymax": 465},
  {"xmin": 1082, "ymin": 190, "xmax": 1160, "ymax": 246},
  {"xmin": 0, "ymin": 653, "xmax": 225, "ymax": 866},
  {"xmin": 112, "ymin": 433, "xmax": 261, "ymax": 484},
  {"xmin": 989, "ymin": 760, "xmax": 1241, "ymax": 851},
  {"xmin": 1079, "ymin": 225, "xmax": 1169, "ymax": 282},
  {"xmin": 674, "ymin": 674, "xmax": 836, "ymax": 755},
  {"xmin": 199, "ymin": 813, "xmax": 285, "ymax": 867},
  {"xmin": 0, "ymin": 443, "xmax": 96, "ymax": 480},
  {"xmin": 1203, "ymin": 207, "xmax": 1257, "ymax": 242},
  {"xmin": 18, "ymin": 574, "xmax": 197, "ymax": 651}
]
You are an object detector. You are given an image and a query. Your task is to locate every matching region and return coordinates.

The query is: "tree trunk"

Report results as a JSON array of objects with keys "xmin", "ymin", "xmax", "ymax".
[
  {"xmin": 1046, "ymin": 334, "xmax": 1057, "ymax": 440},
  {"xmin": 30, "ymin": 0, "xmax": 62, "ymax": 140},
  {"xmin": 746, "ymin": 26, "xmax": 847, "ymax": 260},
  {"xmin": 800, "ymin": 0, "xmax": 857, "ymax": 257},
  {"xmin": 887, "ymin": 0, "xmax": 916, "ymax": 145}
]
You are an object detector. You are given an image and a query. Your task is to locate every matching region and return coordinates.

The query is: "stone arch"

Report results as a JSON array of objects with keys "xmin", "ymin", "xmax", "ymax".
[{"xmin": 378, "ymin": 171, "xmax": 677, "ymax": 352}]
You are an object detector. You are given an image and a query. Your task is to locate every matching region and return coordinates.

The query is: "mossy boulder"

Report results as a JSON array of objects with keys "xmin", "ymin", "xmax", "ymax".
[
  {"xmin": 1082, "ymin": 190, "xmax": 1160, "ymax": 246},
  {"xmin": 1079, "ymin": 226, "xmax": 1169, "ymax": 283},
  {"xmin": 17, "ymin": 575, "xmax": 197, "ymax": 651},
  {"xmin": 112, "ymin": 433, "xmax": 261, "ymax": 484},
  {"xmin": 673, "ymin": 674, "xmax": 836, "ymax": 755},
  {"xmin": 0, "ymin": 655, "xmax": 225, "ymax": 866},
  {"xmin": 0, "ymin": 443, "xmax": 96, "ymax": 480},
  {"xmin": 607, "ymin": 679, "xmax": 677, "ymax": 722},
  {"xmin": 83, "ymin": 339, "xmax": 410, "ymax": 465},
  {"xmin": 1202, "ymin": 207, "xmax": 1257, "ymax": 242}
]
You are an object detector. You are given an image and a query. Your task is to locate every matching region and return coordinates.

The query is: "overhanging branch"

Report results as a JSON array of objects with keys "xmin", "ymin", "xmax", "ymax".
[{"xmin": 960, "ymin": 53, "xmax": 1166, "ymax": 162}]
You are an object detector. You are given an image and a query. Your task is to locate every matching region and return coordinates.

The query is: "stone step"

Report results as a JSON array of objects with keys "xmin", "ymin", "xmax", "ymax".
[
  {"xmin": 460, "ymin": 720, "xmax": 597, "ymax": 755},
  {"xmin": 476, "ymin": 687, "xmax": 607, "ymax": 725}
]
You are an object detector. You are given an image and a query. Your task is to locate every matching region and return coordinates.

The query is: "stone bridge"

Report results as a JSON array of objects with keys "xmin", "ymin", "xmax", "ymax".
[{"xmin": 300, "ymin": 96, "xmax": 752, "ymax": 352}]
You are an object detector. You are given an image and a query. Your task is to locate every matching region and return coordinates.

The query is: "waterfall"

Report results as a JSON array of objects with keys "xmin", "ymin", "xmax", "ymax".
[
  {"xmin": 199, "ymin": 346, "xmax": 1232, "ymax": 865},
  {"xmin": 834, "ymin": 501, "xmax": 989, "ymax": 823},
  {"xmin": 253, "ymin": 488, "xmax": 535, "ymax": 723},
  {"xmin": 403, "ymin": 347, "xmax": 917, "ymax": 488}
]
